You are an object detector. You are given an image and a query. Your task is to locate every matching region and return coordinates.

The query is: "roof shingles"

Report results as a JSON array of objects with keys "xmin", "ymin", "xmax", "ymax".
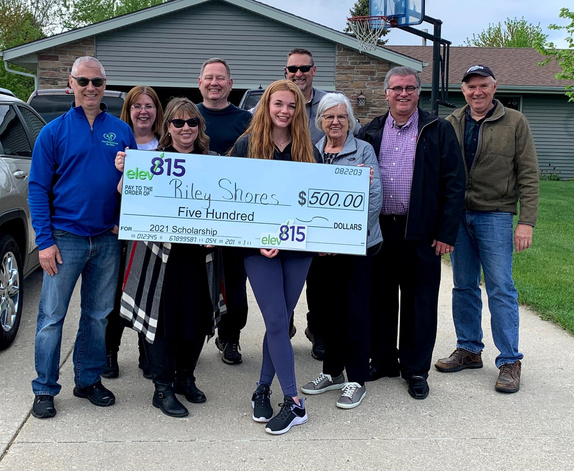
[{"xmin": 384, "ymin": 46, "xmax": 574, "ymax": 88}]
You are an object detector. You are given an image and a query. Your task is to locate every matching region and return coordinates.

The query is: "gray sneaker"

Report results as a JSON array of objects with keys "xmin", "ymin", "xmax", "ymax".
[
  {"xmin": 301, "ymin": 372, "xmax": 345, "ymax": 395},
  {"xmin": 336, "ymin": 382, "xmax": 366, "ymax": 409}
]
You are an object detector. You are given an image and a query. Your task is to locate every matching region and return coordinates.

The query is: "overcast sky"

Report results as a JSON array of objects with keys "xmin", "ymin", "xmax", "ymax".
[{"xmin": 259, "ymin": 0, "xmax": 569, "ymax": 48}]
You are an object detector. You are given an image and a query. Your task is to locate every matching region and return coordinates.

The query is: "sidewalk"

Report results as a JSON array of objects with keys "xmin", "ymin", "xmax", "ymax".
[{"xmin": 1, "ymin": 262, "xmax": 572, "ymax": 470}]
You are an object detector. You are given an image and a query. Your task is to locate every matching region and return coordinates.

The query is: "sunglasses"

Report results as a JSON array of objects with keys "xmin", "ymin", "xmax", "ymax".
[
  {"xmin": 170, "ymin": 118, "xmax": 200, "ymax": 128},
  {"xmin": 285, "ymin": 65, "xmax": 314, "ymax": 73},
  {"xmin": 71, "ymin": 76, "xmax": 105, "ymax": 87}
]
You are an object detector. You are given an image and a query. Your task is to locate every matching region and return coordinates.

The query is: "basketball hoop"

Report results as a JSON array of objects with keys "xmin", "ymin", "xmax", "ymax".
[{"xmin": 347, "ymin": 15, "xmax": 397, "ymax": 52}]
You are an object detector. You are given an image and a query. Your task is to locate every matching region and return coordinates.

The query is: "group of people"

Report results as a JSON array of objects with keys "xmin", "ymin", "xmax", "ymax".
[{"xmin": 28, "ymin": 49, "xmax": 539, "ymax": 437}]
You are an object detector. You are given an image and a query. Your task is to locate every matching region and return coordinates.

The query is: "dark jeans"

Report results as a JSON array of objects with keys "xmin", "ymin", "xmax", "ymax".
[
  {"xmin": 319, "ymin": 251, "xmax": 373, "ymax": 385},
  {"xmin": 370, "ymin": 215, "xmax": 441, "ymax": 379},
  {"xmin": 105, "ymin": 309, "xmax": 147, "ymax": 366},
  {"xmin": 217, "ymin": 247, "xmax": 248, "ymax": 343},
  {"xmin": 305, "ymin": 257, "xmax": 326, "ymax": 337},
  {"xmin": 144, "ymin": 331, "xmax": 205, "ymax": 386},
  {"xmin": 145, "ymin": 243, "xmax": 211, "ymax": 387}
]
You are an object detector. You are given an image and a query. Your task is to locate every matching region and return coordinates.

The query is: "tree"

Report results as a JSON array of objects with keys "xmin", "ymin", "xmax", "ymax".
[
  {"xmin": 0, "ymin": 0, "xmax": 169, "ymax": 99},
  {"xmin": 0, "ymin": 0, "xmax": 46, "ymax": 47},
  {"xmin": 0, "ymin": 0, "xmax": 46, "ymax": 99},
  {"xmin": 62, "ymin": 0, "xmax": 169, "ymax": 29},
  {"xmin": 536, "ymin": 8, "xmax": 574, "ymax": 101},
  {"xmin": 345, "ymin": 0, "xmax": 389, "ymax": 46},
  {"xmin": 463, "ymin": 17, "xmax": 547, "ymax": 48}
]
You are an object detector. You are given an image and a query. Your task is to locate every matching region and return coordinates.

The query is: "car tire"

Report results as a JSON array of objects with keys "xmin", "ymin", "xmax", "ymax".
[{"xmin": 0, "ymin": 234, "xmax": 24, "ymax": 350}]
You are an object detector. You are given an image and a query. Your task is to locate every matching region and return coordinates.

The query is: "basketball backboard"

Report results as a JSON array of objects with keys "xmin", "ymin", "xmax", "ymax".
[{"xmin": 369, "ymin": 0, "xmax": 424, "ymax": 27}]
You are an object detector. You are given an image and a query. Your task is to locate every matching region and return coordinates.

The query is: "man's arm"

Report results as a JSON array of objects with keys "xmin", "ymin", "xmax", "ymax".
[
  {"xmin": 514, "ymin": 115, "xmax": 540, "ymax": 227},
  {"xmin": 29, "ymin": 128, "xmax": 57, "ymax": 251},
  {"xmin": 514, "ymin": 223, "xmax": 533, "ymax": 253},
  {"xmin": 39, "ymin": 245, "xmax": 63, "ymax": 276},
  {"xmin": 29, "ymin": 127, "xmax": 61, "ymax": 274}
]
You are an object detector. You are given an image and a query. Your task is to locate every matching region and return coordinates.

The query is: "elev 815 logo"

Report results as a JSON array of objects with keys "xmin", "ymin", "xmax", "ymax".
[{"xmin": 125, "ymin": 152, "xmax": 187, "ymax": 180}]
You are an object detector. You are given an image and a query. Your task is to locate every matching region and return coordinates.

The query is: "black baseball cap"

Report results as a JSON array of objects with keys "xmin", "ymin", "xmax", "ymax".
[{"xmin": 462, "ymin": 65, "xmax": 496, "ymax": 82}]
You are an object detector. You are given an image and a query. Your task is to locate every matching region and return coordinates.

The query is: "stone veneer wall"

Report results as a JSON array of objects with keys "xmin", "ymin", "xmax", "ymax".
[
  {"xmin": 37, "ymin": 38, "xmax": 95, "ymax": 89},
  {"xmin": 335, "ymin": 45, "xmax": 391, "ymax": 125}
]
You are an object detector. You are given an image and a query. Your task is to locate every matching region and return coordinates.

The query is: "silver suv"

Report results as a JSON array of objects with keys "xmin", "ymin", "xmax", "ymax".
[{"xmin": 0, "ymin": 93, "xmax": 44, "ymax": 349}]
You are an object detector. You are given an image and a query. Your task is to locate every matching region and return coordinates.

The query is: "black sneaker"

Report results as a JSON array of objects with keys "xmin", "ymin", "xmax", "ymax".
[
  {"xmin": 251, "ymin": 383, "xmax": 273, "ymax": 423},
  {"xmin": 73, "ymin": 381, "xmax": 116, "ymax": 407},
  {"xmin": 265, "ymin": 396, "xmax": 307, "ymax": 435},
  {"xmin": 215, "ymin": 337, "xmax": 242, "ymax": 365},
  {"xmin": 31, "ymin": 395, "xmax": 56, "ymax": 419},
  {"xmin": 101, "ymin": 352, "xmax": 119, "ymax": 379},
  {"xmin": 304, "ymin": 328, "xmax": 325, "ymax": 361}
]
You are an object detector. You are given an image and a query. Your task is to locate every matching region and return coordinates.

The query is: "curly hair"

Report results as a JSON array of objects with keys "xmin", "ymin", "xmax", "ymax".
[
  {"xmin": 158, "ymin": 97, "xmax": 210, "ymax": 154},
  {"xmin": 120, "ymin": 86, "xmax": 164, "ymax": 136},
  {"xmin": 239, "ymin": 80, "xmax": 315, "ymax": 163}
]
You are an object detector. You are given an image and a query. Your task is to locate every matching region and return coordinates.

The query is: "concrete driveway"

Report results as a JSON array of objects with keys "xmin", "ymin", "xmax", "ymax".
[{"xmin": 0, "ymin": 263, "xmax": 572, "ymax": 470}]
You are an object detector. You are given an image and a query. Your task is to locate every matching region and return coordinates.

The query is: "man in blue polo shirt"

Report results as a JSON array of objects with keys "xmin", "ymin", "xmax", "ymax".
[{"xmin": 29, "ymin": 56, "xmax": 137, "ymax": 419}]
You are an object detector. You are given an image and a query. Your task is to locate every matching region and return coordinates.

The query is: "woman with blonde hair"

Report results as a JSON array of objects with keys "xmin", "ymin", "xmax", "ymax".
[
  {"xmin": 230, "ymin": 80, "xmax": 320, "ymax": 435},
  {"xmin": 116, "ymin": 97, "xmax": 220, "ymax": 418}
]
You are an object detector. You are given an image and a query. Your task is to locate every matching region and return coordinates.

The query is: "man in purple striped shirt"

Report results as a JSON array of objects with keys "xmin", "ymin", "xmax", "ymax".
[{"xmin": 357, "ymin": 66, "xmax": 465, "ymax": 400}]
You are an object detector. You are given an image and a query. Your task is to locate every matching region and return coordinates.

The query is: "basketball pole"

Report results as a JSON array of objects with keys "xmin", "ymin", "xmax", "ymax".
[{"xmin": 399, "ymin": 16, "xmax": 453, "ymax": 116}]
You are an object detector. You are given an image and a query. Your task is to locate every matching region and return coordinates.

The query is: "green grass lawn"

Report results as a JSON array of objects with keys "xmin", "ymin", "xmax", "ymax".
[{"xmin": 513, "ymin": 180, "xmax": 574, "ymax": 335}]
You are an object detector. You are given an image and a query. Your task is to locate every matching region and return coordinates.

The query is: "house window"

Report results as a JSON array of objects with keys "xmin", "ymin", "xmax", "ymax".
[{"xmin": 498, "ymin": 96, "xmax": 521, "ymax": 111}]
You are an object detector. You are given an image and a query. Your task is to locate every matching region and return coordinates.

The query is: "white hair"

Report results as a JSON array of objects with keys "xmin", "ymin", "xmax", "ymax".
[
  {"xmin": 315, "ymin": 93, "xmax": 356, "ymax": 133},
  {"xmin": 71, "ymin": 56, "xmax": 106, "ymax": 77}
]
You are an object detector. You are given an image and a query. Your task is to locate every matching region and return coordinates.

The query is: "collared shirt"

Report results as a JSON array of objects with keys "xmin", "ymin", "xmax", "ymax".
[
  {"xmin": 463, "ymin": 101, "xmax": 497, "ymax": 170},
  {"xmin": 379, "ymin": 109, "xmax": 418, "ymax": 215}
]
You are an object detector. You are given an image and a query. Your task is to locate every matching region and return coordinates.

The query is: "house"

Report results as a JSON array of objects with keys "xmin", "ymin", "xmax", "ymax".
[
  {"xmin": 4, "ymin": 2, "xmax": 571, "ymax": 178},
  {"xmin": 387, "ymin": 46, "xmax": 574, "ymax": 180},
  {"xmin": 0, "ymin": 0, "xmax": 421, "ymax": 121}
]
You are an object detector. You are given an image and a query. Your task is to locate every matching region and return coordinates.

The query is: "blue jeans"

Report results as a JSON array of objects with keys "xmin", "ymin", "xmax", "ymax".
[
  {"xmin": 450, "ymin": 211, "xmax": 522, "ymax": 367},
  {"xmin": 32, "ymin": 230, "xmax": 120, "ymax": 396}
]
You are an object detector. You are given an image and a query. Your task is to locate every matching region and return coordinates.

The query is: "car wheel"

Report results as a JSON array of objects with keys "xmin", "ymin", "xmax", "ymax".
[{"xmin": 0, "ymin": 234, "xmax": 24, "ymax": 350}]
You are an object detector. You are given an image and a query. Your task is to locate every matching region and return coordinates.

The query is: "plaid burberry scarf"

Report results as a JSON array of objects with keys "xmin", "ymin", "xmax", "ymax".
[{"xmin": 120, "ymin": 241, "xmax": 226, "ymax": 343}]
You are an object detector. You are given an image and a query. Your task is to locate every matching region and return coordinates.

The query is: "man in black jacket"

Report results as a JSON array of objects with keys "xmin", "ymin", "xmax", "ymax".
[{"xmin": 358, "ymin": 66, "xmax": 465, "ymax": 399}]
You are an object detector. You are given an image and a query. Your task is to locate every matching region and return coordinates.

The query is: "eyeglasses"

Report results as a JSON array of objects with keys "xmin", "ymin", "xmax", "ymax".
[
  {"xmin": 71, "ymin": 76, "xmax": 105, "ymax": 87},
  {"xmin": 285, "ymin": 65, "xmax": 314, "ymax": 73},
  {"xmin": 387, "ymin": 86, "xmax": 418, "ymax": 95},
  {"xmin": 131, "ymin": 104, "xmax": 156, "ymax": 111},
  {"xmin": 170, "ymin": 118, "xmax": 200, "ymax": 128},
  {"xmin": 322, "ymin": 114, "xmax": 348, "ymax": 122}
]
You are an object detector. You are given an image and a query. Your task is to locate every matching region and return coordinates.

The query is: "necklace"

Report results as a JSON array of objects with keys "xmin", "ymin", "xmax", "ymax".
[{"xmin": 275, "ymin": 137, "xmax": 292, "ymax": 148}]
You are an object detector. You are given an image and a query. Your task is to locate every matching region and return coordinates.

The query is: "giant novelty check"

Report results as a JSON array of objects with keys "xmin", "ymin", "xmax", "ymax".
[{"xmin": 118, "ymin": 149, "xmax": 370, "ymax": 255}]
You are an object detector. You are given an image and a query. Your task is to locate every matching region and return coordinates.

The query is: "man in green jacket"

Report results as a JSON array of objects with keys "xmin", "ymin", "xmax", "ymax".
[{"xmin": 435, "ymin": 65, "xmax": 539, "ymax": 394}]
